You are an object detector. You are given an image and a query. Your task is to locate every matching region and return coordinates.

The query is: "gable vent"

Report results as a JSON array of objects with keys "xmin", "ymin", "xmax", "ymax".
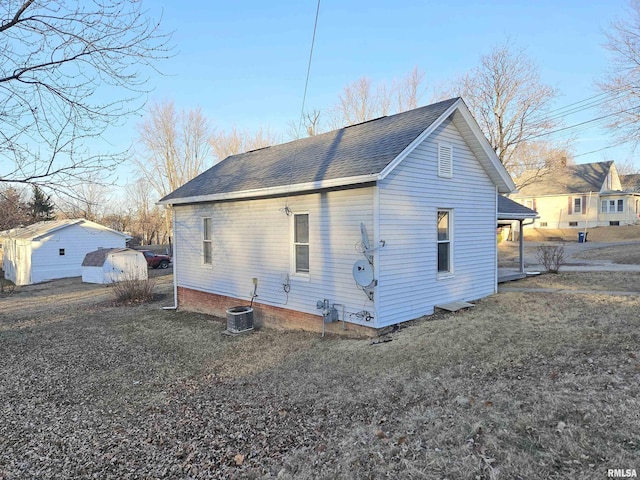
[{"xmin": 438, "ymin": 143, "xmax": 453, "ymax": 178}]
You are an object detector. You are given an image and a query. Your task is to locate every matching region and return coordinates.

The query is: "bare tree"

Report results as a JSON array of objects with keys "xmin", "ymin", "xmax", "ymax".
[
  {"xmin": 439, "ymin": 43, "xmax": 568, "ymax": 185},
  {"xmin": 125, "ymin": 178, "xmax": 166, "ymax": 245},
  {"xmin": 288, "ymin": 110, "xmax": 323, "ymax": 139},
  {"xmin": 0, "ymin": 186, "xmax": 29, "ymax": 230},
  {"xmin": 599, "ymin": 0, "xmax": 640, "ymax": 144},
  {"xmin": 210, "ymin": 127, "xmax": 278, "ymax": 162},
  {"xmin": 0, "ymin": 1, "xmax": 172, "ymax": 193},
  {"xmin": 329, "ymin": 67, "xmax": 428, "ymax": 129},
  {"xmin": 394, "ymin": 66, "xmax": 425, "ymax": 112},
  {"xmin": 56, "ymin": 180, "xmax": 111, "ymax": 221},
  {"xmin": 134, "ymin": 101, "xmax": 213, "ymax": 199}
]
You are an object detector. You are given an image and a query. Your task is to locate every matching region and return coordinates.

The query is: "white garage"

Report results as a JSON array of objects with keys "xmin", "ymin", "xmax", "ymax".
[{"xmin": 1, "ymin": 219, "xmax": 130, "ymax": 286}]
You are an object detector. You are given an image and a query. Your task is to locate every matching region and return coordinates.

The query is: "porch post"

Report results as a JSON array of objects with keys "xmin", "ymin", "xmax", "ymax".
[{"xmin": 519, "ymin": 219, "xmax": 525, "ymax": 273}]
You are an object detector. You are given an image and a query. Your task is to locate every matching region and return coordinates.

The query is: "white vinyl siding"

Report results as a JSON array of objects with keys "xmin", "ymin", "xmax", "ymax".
[
  {"xmin": 377, "ymin": 116, "xmax": 497, "ymax": 327},
  {"xmin": 173, "ymin": 187, "xmax": 375, "ymax": 326}
]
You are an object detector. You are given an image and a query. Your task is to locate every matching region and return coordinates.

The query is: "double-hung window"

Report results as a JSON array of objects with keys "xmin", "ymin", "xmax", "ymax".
[
  {"xmin": 293, "ymin": 213, "xmax": 309, "ymax": 274},
  {"xmin": 573, "ymin": 197, "xmax": 582, "ymax": 214},
  {"xmin": 202, "ymin": 217, "xmax": 212, "ymax": 265},
  {"xmin": 437, "ymin": 210, "xmax": 452, "ymax": 275},
  {"xmin": 601, "ymin": 199, "xmax": 624, "ymax": 213}
]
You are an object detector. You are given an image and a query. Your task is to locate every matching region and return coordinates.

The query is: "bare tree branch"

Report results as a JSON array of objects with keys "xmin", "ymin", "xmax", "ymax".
[
  {"xmin": 133, "ymin": 100, "xmax": 213, "ymax": 200},
  {"xmin": 0, "ymin": 0, "xmax": 173, "ymax": 193},
  {"xmin": 210, "ymin": 127, "xmax": 279, "ymax": 162},
  {"xmin": 598, "ymin": 0, "xmax": 640, "ymax": 145},
  {"xmin": 437, "ymin": 42, "xmax": 569, "ymax": 186}
]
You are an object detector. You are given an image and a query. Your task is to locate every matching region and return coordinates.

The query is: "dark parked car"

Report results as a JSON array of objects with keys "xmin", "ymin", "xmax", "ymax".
[{"xmin": 140, "ymin": 250, "xmax": 172, "ymax": 269}]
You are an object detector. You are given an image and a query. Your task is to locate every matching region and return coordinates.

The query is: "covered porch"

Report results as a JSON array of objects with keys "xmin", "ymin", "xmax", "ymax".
[{"xmin": 497, "ymin": 196, "xmax": 538, "ymax": 283}]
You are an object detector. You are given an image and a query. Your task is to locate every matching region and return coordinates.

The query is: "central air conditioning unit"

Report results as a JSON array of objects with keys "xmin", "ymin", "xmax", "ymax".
[{"xmin": 226, "ymin": 306, "xmax": 254, "ymax": 334}]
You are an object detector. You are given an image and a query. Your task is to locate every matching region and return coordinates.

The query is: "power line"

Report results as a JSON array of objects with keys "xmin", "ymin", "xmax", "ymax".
[
  {"xmin": 296, "ymin": 0, "xmax": 321, "ymax": 138},
  {"xmin": 525, "ymin": 104, "xmax": 640, "ymax": 141}
]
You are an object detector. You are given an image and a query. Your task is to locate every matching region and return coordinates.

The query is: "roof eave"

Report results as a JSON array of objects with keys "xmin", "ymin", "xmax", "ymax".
[
  {"xmin": 497, "ymin": 213, "xmax": 539, "ymax": 220},
  {"xmin": 157, "ymin": 173, "xmax": 379, "ymax": 206}
]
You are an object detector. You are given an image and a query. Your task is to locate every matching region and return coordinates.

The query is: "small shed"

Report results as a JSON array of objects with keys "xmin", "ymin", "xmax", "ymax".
[{"xmin": 82, "ymin": 248, "xmax": 148, "ymax": 284}]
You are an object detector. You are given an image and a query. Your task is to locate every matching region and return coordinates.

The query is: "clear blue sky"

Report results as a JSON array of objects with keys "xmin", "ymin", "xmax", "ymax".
[{"xmin": 108, "ymin": 0, "xmax": 634, "ymax": 186}]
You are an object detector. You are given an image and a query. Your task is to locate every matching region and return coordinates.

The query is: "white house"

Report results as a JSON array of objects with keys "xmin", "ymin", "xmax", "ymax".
[
  {"xmin": 158, "ymin": 98, "xmax": 516, "ymax": 336},
  {"xmin": 1, "ymin": 219, "xmax": 130, "ymax": 286},
  {"xmin": 511, "ymin": 161, "xmax": 640, "ymax": 229},
  {"xmin": 81, "ymin": 248, "xmax": 148, "ymax": 284}
]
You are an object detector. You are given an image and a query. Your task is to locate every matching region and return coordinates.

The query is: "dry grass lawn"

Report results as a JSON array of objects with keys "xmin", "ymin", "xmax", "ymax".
[
  {"xmin": 524, "ymin": 225, "xmax": 640, "ymax": 242},
  {"xmin": 0, "ymin": 273, "xmax": 638, "ymax": 479},
  {"xmin": 572, "ymin": 244, "xmax": 640, "ymax": 265}
]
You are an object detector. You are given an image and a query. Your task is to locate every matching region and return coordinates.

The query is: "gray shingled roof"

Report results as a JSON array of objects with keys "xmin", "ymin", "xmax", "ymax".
[
  {"xmin": 82, "ymin": 248, "xmax": 136, "ymax": 267},
  {"xmin": 621, "ymin": 173, "xmax": 640, "ymax": 192},
  {"xmin": 0, "ymin": 219, "xmax": 82, "ymax": 239},
  {"xmin": 516, "ymin": 161, "xmax": 613, "ymax": 196},
  {"xmin": 498, "ymin": 196, "xmax": 538, "ymax": 220},
  {"xmin": 160, "ymin": 98, "xmax": 460, "ymax": 203},
  {"xmin": 0, "ymin": 219, "xmax": 130, "ymax": 240}
]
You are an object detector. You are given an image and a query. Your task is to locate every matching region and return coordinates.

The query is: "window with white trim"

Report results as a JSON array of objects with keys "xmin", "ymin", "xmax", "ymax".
[
  {"xmin": 601, "ymin": 199, "xmax": 624, "ymax": 213},
  {"xmin": 437, "ymin": 210, "xmax": 452, "ymax": 274},
  {"xmin": 573, "ymin": 197, "xmax": 582, "ymax": 214},
  {"xmin": 292, "ymin": 213, "xmax": 309, "ymax": 274},
  {"xmin": 438, "ymin": 143, "xmax": 453, "ymax": 178},
  {"xmin": 202, "ymin": 217, "xmax": 212, "ymax": 265}
]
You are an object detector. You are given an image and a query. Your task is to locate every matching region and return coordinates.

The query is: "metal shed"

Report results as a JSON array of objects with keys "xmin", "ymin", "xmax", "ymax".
[{"xmin": 82, "ymin": 248, "xmax": 148, "ymax": 284}]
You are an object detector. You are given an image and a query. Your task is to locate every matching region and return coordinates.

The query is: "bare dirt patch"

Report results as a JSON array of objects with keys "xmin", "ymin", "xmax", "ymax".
[{"xmin": 1, "ymin": 272, "xmax": 638, "ymax": 479}]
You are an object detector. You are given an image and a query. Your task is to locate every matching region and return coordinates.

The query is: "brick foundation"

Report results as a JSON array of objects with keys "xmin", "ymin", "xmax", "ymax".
[{"xmin": 177, "ymin": 286, "xmax": 378, "ymax": 338}]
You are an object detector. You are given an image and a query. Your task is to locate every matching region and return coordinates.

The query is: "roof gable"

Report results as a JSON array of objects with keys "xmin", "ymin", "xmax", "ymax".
[
  {"xmin": 0, "ymin": 219, "xmax": 130, "ymax": 240},
  {"xmin": 516, "ymin": 161, "xmax": 615, "ymax": 196},
  {"xmin": 159, "ymin": 98, "xmax": 515, "ymax": 205}
]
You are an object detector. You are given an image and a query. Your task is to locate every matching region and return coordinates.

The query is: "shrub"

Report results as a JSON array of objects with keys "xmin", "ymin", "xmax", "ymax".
[
  {"xmin": 536, "ymin": 245, "xmax": 566, "ymax": 273},
  {"xmin": 111, "ymin": 275, "xmax": 156, "ymax": 304},
  {"xmin": 0, "ymin": 277, "xmax": 15, "ymax": 294}
]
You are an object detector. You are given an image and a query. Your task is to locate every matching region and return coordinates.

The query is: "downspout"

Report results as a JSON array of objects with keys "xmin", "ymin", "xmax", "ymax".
[
  {"xmin": 494, "ymin": 187, "xmax": 498, "ymax": 291},
  {"xmin": 372, "ymin": 183, "xmax": 381, "ymax": 326},
  {"xmin": 163, "ymin": 205, "xmax": 179, "ymax": 310}
]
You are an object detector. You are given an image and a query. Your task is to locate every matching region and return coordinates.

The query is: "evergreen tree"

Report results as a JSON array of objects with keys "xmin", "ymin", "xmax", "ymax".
[{"xmin": 28, "ymin": 186, "xmax": 56, "ymax": 222}]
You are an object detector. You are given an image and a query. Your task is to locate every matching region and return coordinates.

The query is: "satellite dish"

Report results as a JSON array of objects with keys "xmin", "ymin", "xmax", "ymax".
[
  {"xmin": 353, "ymin": 260, "xmax": 374, "ymax": 287},
  {"xmin": 360, "ymin": 223, "xmax": 370, "ymax": 250}
]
